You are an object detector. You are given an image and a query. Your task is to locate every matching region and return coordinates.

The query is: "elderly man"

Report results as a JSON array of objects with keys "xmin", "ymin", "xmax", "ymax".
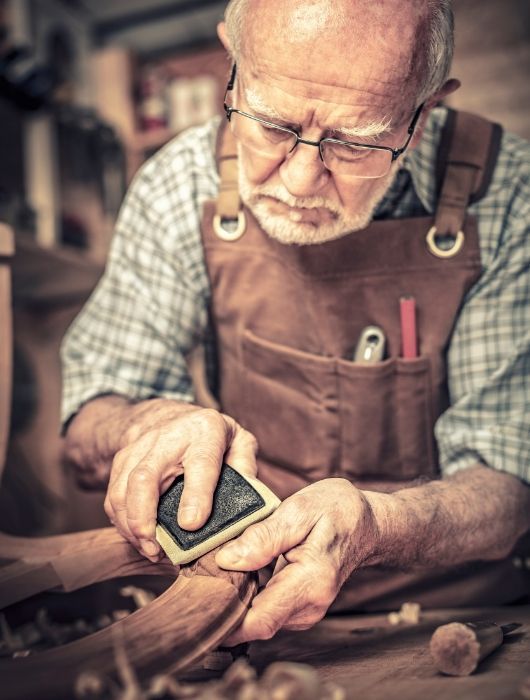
[{"xmin": 61, "ymin": 0, "xmax": 530, "ymax": 644}]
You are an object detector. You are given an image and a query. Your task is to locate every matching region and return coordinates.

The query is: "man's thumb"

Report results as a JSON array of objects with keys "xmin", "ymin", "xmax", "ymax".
[{"xmin": 215, "ymin": 516, "xmax": 282, "ymax": 571}]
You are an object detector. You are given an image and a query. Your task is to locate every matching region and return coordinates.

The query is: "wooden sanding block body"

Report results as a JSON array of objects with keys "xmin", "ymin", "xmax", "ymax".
[{"xmin": 156, "ymin": 463, "xmax": 281, "ymax": 565}]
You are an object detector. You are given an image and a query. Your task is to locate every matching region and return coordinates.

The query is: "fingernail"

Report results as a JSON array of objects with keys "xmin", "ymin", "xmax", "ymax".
[
  {"xmin": 179, "ymin": 506, "xmax": 199, "ymax": 527},
  {"xmin": 140, "ymin": 539, "xmax": 159, "ymax": 557}
]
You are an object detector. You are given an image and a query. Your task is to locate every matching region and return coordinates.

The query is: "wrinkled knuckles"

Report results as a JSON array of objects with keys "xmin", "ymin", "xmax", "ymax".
[
  {"xmin": 254, "ymin": 615, "xmax": 280, "ymax": 641},
  {"xmin": 107, "ymin": 495, "xmax": 127, "ymax": 514},
  {"xmin": 244, "ymin": 520, "xmax": 278, "ymax": 552},
  {"xmin": 127, "ymin": 519, "xmax": 154, "ymax": 541},
  {"xmin": 103, "ymin": 496, "xmax": 113, "ymax": 519},
  {"xmin": 192, "ymin": 408, "xmax": 224, "ymax": 433},
  {"xmin": 239, "ymin": 428, "xmax": 259, "ymax": 456},
  {"xmin": 128, "ymin": 466, "xmax": 157, "ymax": 487},
  {"xmin": 112, "ymin": 446, "xmax": 130, "ymax": 468},
  {"xmin": 312, "ymin": 574, "xmax": 339, "ymax": 606}
]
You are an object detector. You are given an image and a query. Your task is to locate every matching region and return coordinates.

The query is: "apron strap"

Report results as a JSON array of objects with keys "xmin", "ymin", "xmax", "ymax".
[
  {"xmin": 214, "ymin": 121, "xmax": 246, "ymax": 241},
  {"xmin": 434, "ymin": 110, "xmax": 502, "ymax": 237}
]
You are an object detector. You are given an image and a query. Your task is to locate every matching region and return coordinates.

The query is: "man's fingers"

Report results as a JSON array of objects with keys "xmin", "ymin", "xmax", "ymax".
[
  {"xmin": 223, "ymin": 564, "xmax": 328, "ymax": 645},
  {"xmin": 104, "ymin": 409, "xmax": 255, "ymax": 560},
  {"xmin": 215, "ymin": 499, "xmax": 315, "ymax": 571},
  {"xmin": 223, "ymin": 421, "xmax": 259, "ymax": 478},
  {"xmin": 106, "ymin": 439, "xmax": 168, "ymax": 559},
  {"xmin": 176, "ymin": 410, "xmax": 234, "ymax": 530},
  {"xmin": 178, "ymin": 449, "xmax": 223, "ymax": 530},
  {"xmin": 126, "ymin": 464, "xmax": 161, "ymax": 558},
  {"xmin": 105, "ymin": 459, "xmax": 135, "ymax": 541}
]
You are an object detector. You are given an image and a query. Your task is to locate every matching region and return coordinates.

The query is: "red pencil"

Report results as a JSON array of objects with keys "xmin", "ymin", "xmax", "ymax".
[{"xmin": 400, "ymin": 296, "xmax": 418, "ymax": 359}]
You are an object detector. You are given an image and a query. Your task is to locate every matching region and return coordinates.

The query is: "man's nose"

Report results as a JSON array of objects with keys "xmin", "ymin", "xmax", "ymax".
[{"xmin": 279, "ymin": 141, "xmax": 329, "ymax": 197}]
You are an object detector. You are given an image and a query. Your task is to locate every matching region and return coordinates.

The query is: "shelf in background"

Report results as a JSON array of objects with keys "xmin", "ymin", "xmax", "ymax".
[
  {"xmin": 12, "ymin": 234, "xmax": 103, "ymax": 307},
  {"xmin": 129, "ymin": 127, "xmax": 177, "ymax": 153}
]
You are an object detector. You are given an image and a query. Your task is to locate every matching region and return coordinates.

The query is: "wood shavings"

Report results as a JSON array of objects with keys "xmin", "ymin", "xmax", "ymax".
[
  {"xmin": 1, "ymin": 606, "xmax": 121, "ymax": 659},
  {"xmin": 261, "ymin": 662, "xmax": 320, "ymax": 699},
  {"xmin": 0, "ymin": 612, "xmax": 25, "ymax": 655},
  {"xmin": 0, "ymin": 586, "xmax": 156, "ymax": 658},
  {"xmin": 387, "ymin": 602, "xmax": 421, "ymax": 625},
  {"xmin": 260, "ymin": 662, "xmax": 345, "ymax": 700},
  {"xmin": 201, "ymin": 649, "xmax": 234, "ymax": 672},
  {"xmin": 120, "ymin": 586, "xmax": 156, "ymax": 609},
  {"xmin": 75, "ymin": 671, "xmax": 108, "ymax": 699},
  {"xmin": 216, "ymin": 657, "xmax": 257, "ymax": 693},
  {"xmin": 113, "ymin": 610, "xmax": 132, "ymax": 622},
  {"xmin": 73, "ymin": 651, "xmax": 345, "ymax": 700},
  {"xmin": 146, "ymin": 674, "xmax": 199, "ymax": 698}
]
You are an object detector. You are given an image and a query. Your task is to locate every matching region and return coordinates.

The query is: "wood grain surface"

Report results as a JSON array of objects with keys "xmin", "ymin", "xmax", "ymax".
[
  {"xmin": 246, "ymin": 605, "xmax": 530, "ymax": 700},
  {"xmin": 0, "ymin": 223, "xmax": 14, "ymax": 480},
  {"xmin": 0, "ymin": 528, "xmax": 258, "ymax": 700}
]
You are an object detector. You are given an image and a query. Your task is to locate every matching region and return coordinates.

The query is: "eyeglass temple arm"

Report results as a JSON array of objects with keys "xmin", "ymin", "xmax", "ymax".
[
  {"xmin": 223, "ymin": 64, "xmax": 238, "ymax": 115},
  {"xmin": 393, "ymin": 102, "xmax": 424, "ymax": 158},
  {"xmin": 409, "ymin": 102, "xmax": 424, "ymax": 133},
  {"xmin": 227, "ymin": 63, "xmax": 237, "ymax": 91}
]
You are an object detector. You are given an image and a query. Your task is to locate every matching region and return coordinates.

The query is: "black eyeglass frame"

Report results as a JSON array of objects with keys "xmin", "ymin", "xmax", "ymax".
[{"xmin": 223, "ymin": 64, "xmax": 424, "ymax": 171}]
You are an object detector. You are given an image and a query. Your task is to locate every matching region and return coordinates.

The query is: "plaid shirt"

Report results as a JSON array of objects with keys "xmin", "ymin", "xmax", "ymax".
[{"xmin": 61, "ymin": 107, "xmax": 530, "ymax": 484}]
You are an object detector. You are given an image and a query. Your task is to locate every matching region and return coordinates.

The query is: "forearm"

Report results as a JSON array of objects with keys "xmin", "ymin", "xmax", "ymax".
[
  {"xmin": 63, "ymin": 395, "xmax": 198, "ymax": 487},
  {"xmin": 364, "ymin": 465, "xmax": 530, "ymax": 569}
]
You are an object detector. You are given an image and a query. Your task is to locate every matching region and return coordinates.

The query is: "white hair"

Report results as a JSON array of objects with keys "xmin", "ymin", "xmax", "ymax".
[{"xmin": 224, "ymin": 0, "xmax": 454, "ymax": 106}]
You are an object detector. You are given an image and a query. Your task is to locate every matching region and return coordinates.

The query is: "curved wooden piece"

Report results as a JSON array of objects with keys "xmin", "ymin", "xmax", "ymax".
[
  {"xmin": 0, "ymin": 528, "xmax": 257, "ymax": 700},
  {"xmin": 0, "ymin": 529, "xmax": 175, "ymax": 609},
  {"xmin": 0, "ymin": 223, "xmax": 15, "ymax": 480}
]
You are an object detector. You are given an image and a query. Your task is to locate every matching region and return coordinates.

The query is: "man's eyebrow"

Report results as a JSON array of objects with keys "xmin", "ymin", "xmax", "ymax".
[
  {"xmin": 243, "ymin": 87, "xmax": 286, "ymax": 121},
  {"xmin": 332, "ymin": 115, "xmax": 393, "ymax": 142},
  {"xmin": 243, "ymin": 87, "xmax": 393, "ymax": 141}
]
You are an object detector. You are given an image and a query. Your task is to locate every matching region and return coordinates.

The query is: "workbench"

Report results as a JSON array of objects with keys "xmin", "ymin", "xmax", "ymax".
[{"xmin": 245, "ymin": 606, "xmax": 530, "ymax": 700}]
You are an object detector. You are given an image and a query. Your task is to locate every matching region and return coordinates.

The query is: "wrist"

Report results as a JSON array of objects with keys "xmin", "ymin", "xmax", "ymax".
[{"xmin": 360, "ymin": 489, "xmax": 406, "ymax": 567}]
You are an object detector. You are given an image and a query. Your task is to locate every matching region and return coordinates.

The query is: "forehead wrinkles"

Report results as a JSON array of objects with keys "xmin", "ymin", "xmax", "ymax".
[
  {"xmin": 241, "ymin": 63, "xmax": 403, "ymax": 116},
  {"xmin": 242, "ymin": 84, "xmax": 394, "ymax": 139}
]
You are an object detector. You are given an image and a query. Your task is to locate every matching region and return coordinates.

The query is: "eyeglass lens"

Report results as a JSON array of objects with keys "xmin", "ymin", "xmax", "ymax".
[{"xmin": 229, "ymin": 111, "xmax": 393, "ymax": 178}]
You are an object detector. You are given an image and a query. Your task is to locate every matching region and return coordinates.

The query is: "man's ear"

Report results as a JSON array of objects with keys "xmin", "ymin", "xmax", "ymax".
[
  {"xmin": 410, "ymin": 78, "xmax": 461, "ymax": 148},
  {"xmin": 424, "ymin": 78, "xmax": 461, "ymax": 112},
  {"xmin": 217, "ymin": 21, "xmax": 232, "ymax": 54}
]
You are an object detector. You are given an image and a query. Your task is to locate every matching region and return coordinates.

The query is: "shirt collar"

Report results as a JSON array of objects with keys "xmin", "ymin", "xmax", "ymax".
[
  {"xmin": 374, "ymin": 106, "xmax": 449, "ymax": 217},
  {"xmin": 406, "ymin": 106, "xmax": 450, "ymax": 214}
]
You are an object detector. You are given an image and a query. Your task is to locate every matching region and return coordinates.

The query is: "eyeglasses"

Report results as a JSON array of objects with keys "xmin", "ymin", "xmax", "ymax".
[{"xmin": 223, "ymin": 64, "xmax": 424, "ymax": 179}]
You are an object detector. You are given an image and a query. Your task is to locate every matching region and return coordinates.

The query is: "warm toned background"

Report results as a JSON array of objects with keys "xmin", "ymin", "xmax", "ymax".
[{"xmin": 450, "ymin": 0, "xmax": 530, "ymax": 139}]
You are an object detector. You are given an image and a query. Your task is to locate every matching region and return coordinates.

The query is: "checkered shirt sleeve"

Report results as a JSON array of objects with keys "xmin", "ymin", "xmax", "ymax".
[
  {"xmin": 433, "ymin": 130, "xmax": 530, "ymax": 484},
  {"xmin": 60, "ymin": 120, "xmax": 219, "ymax": 426}
]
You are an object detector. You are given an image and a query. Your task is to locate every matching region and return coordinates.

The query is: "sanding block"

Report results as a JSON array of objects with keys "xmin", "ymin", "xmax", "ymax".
[{"xmin": 156, "ymin": 463, "xmax": 281, "ymax": 565}]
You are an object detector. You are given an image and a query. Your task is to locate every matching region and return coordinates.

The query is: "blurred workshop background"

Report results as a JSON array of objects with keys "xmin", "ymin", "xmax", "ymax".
[{"xmin": 0, "ymin": 0, "xmax": 528, "ymax": 537}]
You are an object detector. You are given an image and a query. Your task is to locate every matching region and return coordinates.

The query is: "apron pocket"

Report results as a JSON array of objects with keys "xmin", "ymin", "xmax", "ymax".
[
  {"xmin": 240, "ymin": 329, "xmax": 338, "ymax": 479},
  {"xmin": 337, "ymin": 356, "xmax": 436, "ymax": 480}
]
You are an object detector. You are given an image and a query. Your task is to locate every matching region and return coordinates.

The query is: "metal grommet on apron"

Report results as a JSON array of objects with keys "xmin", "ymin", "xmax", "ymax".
[
  {"xmin": 213, "ymin": 211, "xmax": 247, "ymax": 241},
  {"xmin": 426, "ymin": 226, "xmax": 465, "ymax": 258}
]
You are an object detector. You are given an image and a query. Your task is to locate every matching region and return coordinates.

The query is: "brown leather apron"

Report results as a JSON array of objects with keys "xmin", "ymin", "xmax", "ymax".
[{"xmin": 201, "ymin": 110, "xmax": 529, "ymax": 610}]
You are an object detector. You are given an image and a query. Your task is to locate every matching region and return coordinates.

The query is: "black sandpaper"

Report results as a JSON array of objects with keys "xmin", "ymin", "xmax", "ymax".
[{"xmin": 156, "ymin": 463, "xmax": 265, "ymax": 551}]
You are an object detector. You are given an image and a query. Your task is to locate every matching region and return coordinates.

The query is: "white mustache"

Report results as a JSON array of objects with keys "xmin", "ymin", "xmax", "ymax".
[{"xmin": 250, "ymin": 185, "xmax": 340, "ymax": 215}]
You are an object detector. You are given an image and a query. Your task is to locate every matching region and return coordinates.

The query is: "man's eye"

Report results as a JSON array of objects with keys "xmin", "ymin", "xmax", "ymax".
[
  {"xmin": 259, "ymin": 123, "xmax": 293, "ymax": 142},
  {"xmin": 334, "ymin": 144, "xmax": 373, "ymax": 161}
]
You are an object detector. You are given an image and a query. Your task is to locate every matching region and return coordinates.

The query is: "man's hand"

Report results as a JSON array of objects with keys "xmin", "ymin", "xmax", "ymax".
[
  {"xmin": 65, "ymin": 396, "xmax": 258, "ymax": 563},
  {"xmin": 214, "ymin": 467, "xmax": 530, "ymax": 645},
  {"xmin": 215, "ymin": 479, "xmax": 378, "ymax": 644},
  {"xmin": 103, "ymin": 403, "xmax": 258, "ymax": 561}
]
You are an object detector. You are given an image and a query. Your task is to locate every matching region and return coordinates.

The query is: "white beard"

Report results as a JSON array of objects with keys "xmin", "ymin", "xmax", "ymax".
[{"xmin": 238, "ymin": 158, "xmax": 400, "ymax": 246}]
